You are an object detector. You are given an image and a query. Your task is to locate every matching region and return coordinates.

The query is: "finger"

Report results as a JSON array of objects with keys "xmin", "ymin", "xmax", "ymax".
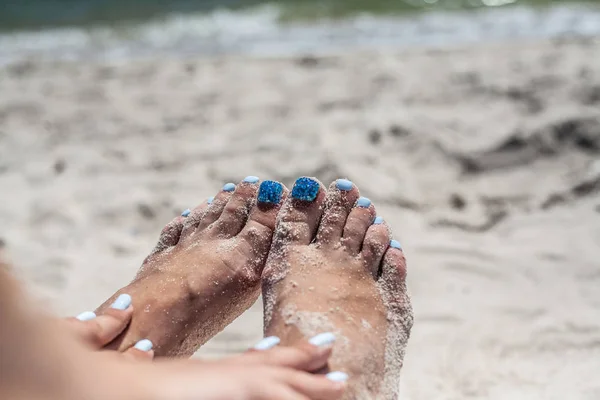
[
  {"xmin": 239, "ymin": 335, "xmax": 334, "ymax": 372},
  {"xmin": 280, "ymin": 370, "xmax": 347, "ymax": 400},
  {"xmin": 69, "ymin": 303, "xmax": 133, "ymax": 348},
  {"xmin": 123, "ymin": 339, "xmax": 154, "ymax": 361}
]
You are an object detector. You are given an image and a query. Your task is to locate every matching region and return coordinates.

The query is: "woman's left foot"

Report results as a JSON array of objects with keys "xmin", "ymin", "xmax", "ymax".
[{"xmin": 98, "ymin": 177, "xmax": 287, "ymax": 357}]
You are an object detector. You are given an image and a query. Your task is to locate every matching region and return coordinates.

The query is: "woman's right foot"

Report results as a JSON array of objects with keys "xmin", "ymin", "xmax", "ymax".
[
  {"xmin": 98, "ymin": 177, "xmax": 288, "ymax": 357},
  {"xmin": 262, "ymin": 177, "xmax": 413, "ymax": 399}
]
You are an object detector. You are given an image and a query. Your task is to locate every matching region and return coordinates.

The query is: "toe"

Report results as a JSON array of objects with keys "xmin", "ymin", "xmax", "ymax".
[
  {"xmin": 361, "ymin": 217, "xmax": 391, "ymax": 278},
  {"xmin": 340, "ymin": 197, "xmax": 376, "ymax": 254},
  {"xmin": 208, "ymin": 176, "xmax": 261, "ymax": 238},
  {"xmin": 151, "ymin": 215, "xmax": 185, "ymax": 253},
  {"xmin": 315, "ymin": 179, "xmax": 360, "ymax": 246},
  {"xmin": 378, "ymin": 241, "xmax": 413, "ymax": 334},
  {"xmin": 238, "ymin": 181, "xmax": 289, "ymax": 264},
  {"xmin": 183, "ymin": 182, "xmax": 237, "ymax": 235},
  {"xmin": 273, "ymin": 177, "xmax": 327, "ymax": 246},
  {"xmin": 378, "ymin": 239, "xmax": 407, "ymax": 283}
]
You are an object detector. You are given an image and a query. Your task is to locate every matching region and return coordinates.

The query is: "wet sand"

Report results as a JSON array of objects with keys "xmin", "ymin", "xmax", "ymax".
[{"xmin": 1, "ymin": 37, "xmax": 599, "ymax": 399}]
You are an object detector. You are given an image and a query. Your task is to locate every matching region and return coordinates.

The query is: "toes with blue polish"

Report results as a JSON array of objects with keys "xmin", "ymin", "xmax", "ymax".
[
  {"xmin": 335, "ymin": 179, "xmax": 353, "ymax": 191},
  {"xmin": 373, "ymin": 216, "xmax": 384, "ymax": 225},
  {"xmin": 390, "ymin": 239, "xmax": 402, "ymax": 249},
  {"xmin": 243, "ymin": 176, "xmax": 260, "ymax": 184},
  {"xmin": 291, "ymin": 177, "xmax": 320, "ymax": 202},
  {"xmin": 356, "ymin": 197, "xmax": 371, "ymax": 208},
  {"xmin": 258, "ymin": 180, "xmax": 284, "ymax": 204},
  {"xmin": 222, "ymin": 183, "xmax": 236, "ymax": 192}
]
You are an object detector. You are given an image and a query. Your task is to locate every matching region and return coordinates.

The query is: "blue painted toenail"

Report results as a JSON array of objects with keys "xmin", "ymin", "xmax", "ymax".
[
  {"xmin": 222, "ymin": 183, "xmax": 236, "ymax": 192},
  {"xmin": 356, "ymin": 197, "xmax": 371, "ymax": 208},
  {"xmin": 390, "ymin": 239, "xmax": 401, "ymax": 249},
  {"xmin": 336, "ymin": 179, "xmax": 353, "ymax": 191},
  {"xmin": 207, "ymin": 196, "xmax": 214, "ymax": 204},
  {"xmin": 181, "ymin": 208, "xmax": 191, "ymax": 217},
  {"xmin": 243, "ymin": 176, "xmax": 260, "ymax": 184},
  {"xmin": 258, "ymin": 180, "xmax": 283, "ymax": 204},
  {"xmin": 373, "ymin": 216, "xmax": 383, "ymax": 224},
  {"xmin": 291, "ymin": 177, "xmax": 320, "ymax": 201}
]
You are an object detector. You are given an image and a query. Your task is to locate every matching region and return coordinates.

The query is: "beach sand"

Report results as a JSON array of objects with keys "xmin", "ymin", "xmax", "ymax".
[{"xmin": 1, "ymin": 37, "xmax": 599, "ymax": 399}]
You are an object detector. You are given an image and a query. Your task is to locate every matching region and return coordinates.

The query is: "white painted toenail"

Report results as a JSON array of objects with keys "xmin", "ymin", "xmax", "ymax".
[
  {"xmin": 309, "ymin": 332, "xmax": 336, "ymax": 347},
  {"xmin": 75, "ymin": 311, "xmax": 96, "ymax": 321},
  {"xmin": 134, "ymin": 339, "xmax": 153, "ymax": 352},
  {"xmin": 326, "ymin": 371, "xmax": 349, "ymax": 382},
  {"xmin": 253, "ymin": 336, "xmax": 280, "ymax": 350}
]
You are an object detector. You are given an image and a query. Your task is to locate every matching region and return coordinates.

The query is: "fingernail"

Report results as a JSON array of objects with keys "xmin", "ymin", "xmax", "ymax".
[
  {"xmin": 390, "ymin": 239, "xmax": 402, "ymax": 249},
  {"xmin": 75, "ymin": 311, "xmax": 96, "ymax": 321},
  {"xmin": 111, "ymin": 294, "xmax": 132, "ymax": 310},
  {"xmin": 356, "ymin": 197, "xmax": 371, "ymax": 208},
  {"xmin": 308, "ymin": 332, "xmax": 336, "ymax": 347},
  {"xmin": 133, "ymin": 339, "xmax": 153, "ymax": 352},
  {"xmin": 253, "ymin": 336, "xmax": 281, "ymax": 350},
  {"xmin": 335, "ymin": 179, "xmax": 353, "ymax": 191},
  {"xmin": 181, "ymin": 208, "xmax": 191, "ymax": 217},
  {"xmin": 373, "ymin": 216, "xmax": 384, "ymax": 224},
  {"xmin": 207, "ymin": 196, "xmax": 214, "ymax": 204},
  {"xmin": 222, "ymin": 183, "xmax": 236, "ymax": 192},
  {"xmin": 243, "ymin": 176, "xmax": 260, "ymax": 184},
  {"xmin": 326, "ymin": 371, "xmax": 349, "ymax": 383},
  {"xmin": 258, "ymin": 180, "xmax": 283, "ymax": 204},
  {"xmin": 291, "ymin": 177, "xmax": 320, "ymax": 201}
]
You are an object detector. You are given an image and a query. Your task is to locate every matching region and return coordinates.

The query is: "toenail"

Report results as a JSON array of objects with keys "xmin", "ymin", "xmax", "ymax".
[
  {"xmin": 373, "ymin": 216, "xmax": 384, "ymax": 224},
  {"xmin": 181, "ymin": 208, "xmax": 191, "ymax": 217},
  {"xmin": 111, "ymin": 294, "xmax": 132, "ymax": 310},
  {"xmin": 258, "ymin": 181, "xmax": 283, "ymax": 204},
  {"xmin": 222, "ymin": 183, "xmax": 236, "ymax": 192},
  {"xmin": 291, "ymin": 177, "xmax": 320, "ymax": 201},
  {"xmin": 335, "ymin": 179, "xmax": 353, "ymax": 191},
  {"xmin": 308, "ymin": 332, "xmax": 336, "ymax": 347},
  {"xmin": 356, "ymin": 197, "xmax": 371, "ymax": 208},
  {"xmin": 326, "ymin": 371, "xmax": 349, "ymax": 383},
  {"xmin": 207, "ymin": 196, "xmax": 214, "ymax": 204},
  {"xmin": 253, "ymin": 336, "xmax": 281, "ymax": 350},
  {"xmin": 243, "ymin": 176, "xmax": 260, "ymax": 184},
  {"xmin": 390, "ymin": 239, "xmax": 402, "ymax": 249},
  {"xmin": 133, "ymin": 339, "xmax": 153, "ymax": 352},
  {"xmin": 75, "ymin": 311, "xmax": 96, "ymax": 321}
]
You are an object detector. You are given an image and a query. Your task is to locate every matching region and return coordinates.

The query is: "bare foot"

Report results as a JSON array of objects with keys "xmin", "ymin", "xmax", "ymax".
[
  {"xmin": 99, "ymin": 177, "xmax": 288, "ymax": 357},
  {"xmin": 262, "ymin": 177, "xmax": 413, "ymax": 399}
]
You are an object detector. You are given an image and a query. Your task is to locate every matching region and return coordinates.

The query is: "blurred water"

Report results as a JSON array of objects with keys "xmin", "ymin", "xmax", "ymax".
[{"xmin": 0, "ymin": 3, "xmax": 599, "ymax": 65}]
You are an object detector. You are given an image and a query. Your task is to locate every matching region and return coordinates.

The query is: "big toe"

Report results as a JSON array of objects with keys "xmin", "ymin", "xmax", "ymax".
[
  {"xmin": 272, "ymin": 177, "xmax": 327, "ymax": 247},
  {"xmin": 237, "ymin": 180, "xmax": 289, "ymax": 263}
]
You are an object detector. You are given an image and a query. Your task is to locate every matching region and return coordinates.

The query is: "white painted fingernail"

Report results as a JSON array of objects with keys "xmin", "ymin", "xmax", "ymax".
[
  {"xmin": 253, "ymin": 336, "xmax": 280, "ymax": 350},
  {"xmin": 75, "ymin": 311, "xmax": 96, "ymax": 321},
  {"xmin": 134, "ymin": 339, "xmax": 153, "ymax": 352},
  {"xmin": 326, "ymin": 371, "xmax": 349, "ymax": 382},
  {"xmin": 309, "ymin": 332, "xmax": 336, "ymax": 347},
  {"xmin": 111, "ymin": 294, "xmax": 132, "ymax": 310}
]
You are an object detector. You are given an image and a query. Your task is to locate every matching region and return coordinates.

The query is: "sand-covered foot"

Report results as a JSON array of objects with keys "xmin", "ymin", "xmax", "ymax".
[
  {"xmin": 262, "ymin": 177, "xmax": 413, "ymax": 399},
  {"xmin": 99, "ymin": 177, "xmax": 288, "ymax": 357}
]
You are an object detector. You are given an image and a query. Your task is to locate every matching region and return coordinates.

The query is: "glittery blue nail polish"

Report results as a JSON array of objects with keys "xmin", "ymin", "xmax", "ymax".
[
  {"xmin": 181, "ymin": 208, "xmax": 191, "ymax": 217},
  {"xmin": 207, "ymin": 196, "xmax": 214, "ymax": 204},
  {"xmin": 373, "ymin": 216, "xmax": 383, "ymax": 225},
  {"xmin": 336, "ymin": 179, "xmax": 353, "ymax": 191},
  {"xmin": 222, "ymin": 183, "xmax": 236, "ymax": 192},
  {"xmin": 243, "ymin": 176, "xmax": 260, "ymax": 184},
  {"xmin": 258, "ymin": 181, "xmax": 283, "ymax": 204},
  {"xmin": 390, "ymin": 239, "xmax": 401, "ymax": 249},
  {"xmin": 356, "ymin": 197, "xmax": 371, "ymax": 208},
  {"xmin": 291, "ymin": 177, "xmax": 320, "ymax": 202}
]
